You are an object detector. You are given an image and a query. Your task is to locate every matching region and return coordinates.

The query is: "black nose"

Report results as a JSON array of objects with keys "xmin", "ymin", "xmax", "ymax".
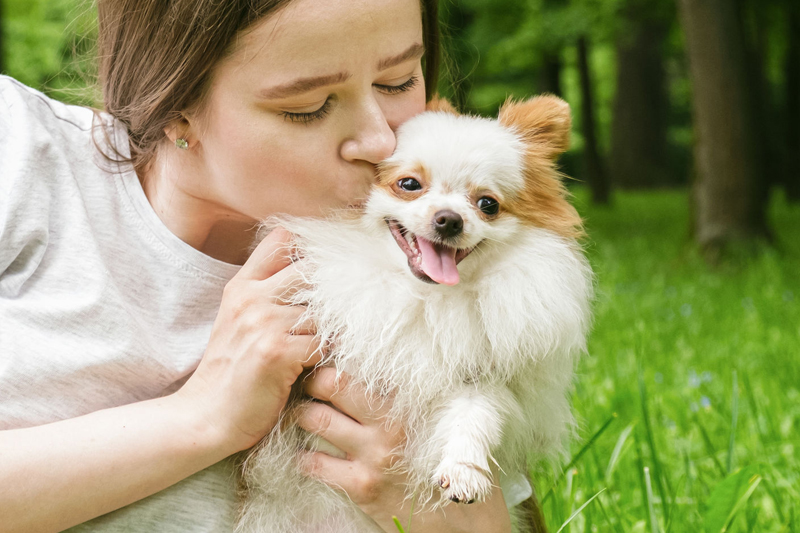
[{"xmin": 432, "ymin": 210, "xmax": 464, "ymax": 238}]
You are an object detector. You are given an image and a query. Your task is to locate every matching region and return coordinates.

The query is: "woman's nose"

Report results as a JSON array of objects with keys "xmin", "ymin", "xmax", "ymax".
[{"xmin": 340, "ymin": 99, "xmax": 396, "ymax": 165}]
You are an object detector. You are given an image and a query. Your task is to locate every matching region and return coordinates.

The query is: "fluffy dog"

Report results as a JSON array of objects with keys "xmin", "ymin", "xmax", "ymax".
[{"xmin": 237, "ymin": 95, "xmax": 593, "ymax": 533}]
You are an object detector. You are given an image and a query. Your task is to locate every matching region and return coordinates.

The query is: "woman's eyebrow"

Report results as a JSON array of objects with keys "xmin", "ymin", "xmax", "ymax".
[
  {"xmin": 258, "ymin": 43, "xmax": 425, "ymax": 100},
  {"xmin": 259, "ymin": 72, "xmax": 352, "ymax": 99},
  {"xmin": 377, "ymin": 43, "xmax": 425, "ymax": 71}
]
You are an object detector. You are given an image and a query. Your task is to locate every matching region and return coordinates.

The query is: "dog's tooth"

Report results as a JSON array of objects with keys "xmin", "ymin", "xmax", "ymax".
[{"xmin": 440, "ymin": 477, "xmax": 450, "ymax": 489}]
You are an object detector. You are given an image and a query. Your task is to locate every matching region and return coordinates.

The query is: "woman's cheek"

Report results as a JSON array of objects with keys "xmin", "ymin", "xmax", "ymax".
[{"xmin": 384, "ymin": 90, "xmax": 426, "ymax": 131}]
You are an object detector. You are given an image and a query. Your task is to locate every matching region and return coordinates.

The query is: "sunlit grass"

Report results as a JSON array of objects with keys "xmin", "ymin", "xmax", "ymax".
[{"xmin": 531, "ymin": 187, "xmax": 800, "ymax": 532}]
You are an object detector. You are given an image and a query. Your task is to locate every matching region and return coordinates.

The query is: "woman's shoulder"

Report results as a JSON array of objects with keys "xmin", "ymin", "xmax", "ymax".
[
  {"xmin": 0, "ymin": 77, "xmax": 129, "ymax": 295},
  {"xmin": 0, "ymin": 75, "xmax": 95, "ymax": 134}
]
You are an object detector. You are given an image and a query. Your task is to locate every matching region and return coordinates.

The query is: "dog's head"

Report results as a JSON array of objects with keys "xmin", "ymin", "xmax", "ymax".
[{"xmin": 366, "ymin": 95, "xmax": 582, "ymax": 286}]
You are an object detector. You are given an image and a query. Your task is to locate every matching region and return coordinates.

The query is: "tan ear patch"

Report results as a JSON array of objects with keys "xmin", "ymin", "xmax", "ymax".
[
  {"xmin": 426, "ymin": 95, "xmax": 459, "ymax": 115},
  {"xmin": 498, "ymin": 95, "xmax": 582, "ymax": 239},
  {"xmin": 498, "ymin": 95, "xmax": 571, "ymax": 160}
]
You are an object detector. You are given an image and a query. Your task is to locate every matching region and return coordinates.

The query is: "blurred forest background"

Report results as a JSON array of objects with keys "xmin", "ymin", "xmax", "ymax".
[{"xmin": 1, "ymin": 0, "xmax": 799, "ymax": 532}]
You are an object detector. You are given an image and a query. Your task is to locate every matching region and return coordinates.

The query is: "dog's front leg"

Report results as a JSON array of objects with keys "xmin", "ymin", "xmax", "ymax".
[{"xmin": 429, "ymin": 385, "xmax": 518, "ymax": 504}]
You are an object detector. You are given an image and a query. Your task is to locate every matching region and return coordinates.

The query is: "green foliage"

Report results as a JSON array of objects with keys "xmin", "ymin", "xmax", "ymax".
[
  {"xmin": 531, "ymin": 187, "xmax": 800, "ymax": 532},
  {"xmin": 2, "ymin": 0, "xmax": 98, "ymax": 105}
]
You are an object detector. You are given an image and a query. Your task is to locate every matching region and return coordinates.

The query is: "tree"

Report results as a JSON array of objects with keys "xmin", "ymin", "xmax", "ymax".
[
  {"xmin": 678, "ymin": 0, "xmax": 770, "ymax": 255},
  {"xmin": 609, "ymin": 0, "xmax": 673, "ymax": 188},
  {"xmin": 786, "ymin": 0, "xmax": 800, "ymax": 201},
  {"xmin": 577, "ymin": 36, "xmax": 611, "ymax": 205}
]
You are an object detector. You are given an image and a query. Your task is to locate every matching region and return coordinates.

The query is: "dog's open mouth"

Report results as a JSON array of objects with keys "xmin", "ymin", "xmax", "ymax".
[{"xmin": 386, "ymin": 219, "xmax": 474, "ymax": 286}]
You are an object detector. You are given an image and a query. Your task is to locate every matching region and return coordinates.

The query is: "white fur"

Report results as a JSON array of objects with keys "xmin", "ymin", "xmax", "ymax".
[{"xmin": 237, "ymin": 110, "xmax": 593, "ymax": 533}]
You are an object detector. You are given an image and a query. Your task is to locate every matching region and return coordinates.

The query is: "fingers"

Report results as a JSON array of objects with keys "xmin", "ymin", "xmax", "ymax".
[
  {"xmin": 300, "ymin": 451, "xmax": 383, "ymax": 505},
  {"xmin": 266, "ymin": 264, "xmax": 312, "ymax": 305},
  {"xmin": 237, "ymin": 227, "xmax": 294, "ymax": 281},
  {"xmin": 290, "ymin": 313, "xmax": 316, "ymax": 336},
  {"xmin": 303, "ymin": 368, "xmax": 391, "ymax": 425},
  {"xmin": 285, "ymin": 333, "xmax": 324, "ymax": 368},
  {"xmin": 296, "ymin": 402, "xmax": 364, "ymax": 456}
]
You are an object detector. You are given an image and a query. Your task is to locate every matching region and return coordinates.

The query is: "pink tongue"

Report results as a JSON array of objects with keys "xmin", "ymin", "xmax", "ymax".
[{"xmin": 416, "ymin": 236, "xmax": 460, "ymax": 285}]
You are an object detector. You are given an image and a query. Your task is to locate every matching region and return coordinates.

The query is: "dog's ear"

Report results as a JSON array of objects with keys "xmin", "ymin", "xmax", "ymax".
[
  {"xmin": 498, "ymin": 95, "xmax": 571, "ymax": 160},
  {"xmin": 426, "ymin": 95, "xmax": 459, "ymax": 114}
]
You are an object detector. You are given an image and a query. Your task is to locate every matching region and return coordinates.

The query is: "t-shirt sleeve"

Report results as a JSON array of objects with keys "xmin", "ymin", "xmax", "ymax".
[{"xmin": 0, "ymin": 77, "xmax": 52, "ymax": 297}]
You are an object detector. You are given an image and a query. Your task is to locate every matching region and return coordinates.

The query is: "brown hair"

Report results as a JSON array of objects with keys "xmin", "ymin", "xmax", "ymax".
[{"xmin": 97, "ymin": 0, "xmax": 440, "ymax": 174}]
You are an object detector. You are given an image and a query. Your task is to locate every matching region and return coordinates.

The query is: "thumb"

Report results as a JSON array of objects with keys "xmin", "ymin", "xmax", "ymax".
[{"xmin": 237, "ymin": 226, "xmax": 294, "ymax": 281}]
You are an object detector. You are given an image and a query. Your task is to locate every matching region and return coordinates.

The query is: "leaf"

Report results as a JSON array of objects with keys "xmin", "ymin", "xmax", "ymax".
[{"xmin": 704, "ymin": 465, "xmax": 761, "ymax": 533}]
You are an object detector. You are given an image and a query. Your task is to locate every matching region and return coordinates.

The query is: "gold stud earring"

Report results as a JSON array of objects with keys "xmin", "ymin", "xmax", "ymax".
[{"xmin": 175, "ymin": 138, "xmax": 189, "ymax": 150}]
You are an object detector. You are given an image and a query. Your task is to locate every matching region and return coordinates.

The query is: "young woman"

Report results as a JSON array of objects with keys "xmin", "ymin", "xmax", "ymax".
[{"xmin": 0, "ymin": 0, "xmax": 518, "ymax": 531}]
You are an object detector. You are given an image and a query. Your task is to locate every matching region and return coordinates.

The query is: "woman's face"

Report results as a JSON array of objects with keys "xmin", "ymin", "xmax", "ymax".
[{"xmin": 186, "ymin": 0, "xmax": 427, "ymax": 221}]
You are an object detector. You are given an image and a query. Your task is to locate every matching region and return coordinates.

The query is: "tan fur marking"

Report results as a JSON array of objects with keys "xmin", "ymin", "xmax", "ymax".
[
  {"xmin": 499, "ymin": 95, "xmax": 584, "ymax": 239},
  {"xmin": 499, "ymin": 95, "xmax": 571, "ymax": 161},
  {"xmin": 468, "ymin": 186, "xmax": 503, "ymax": 221},
  {"xmin": 377, "ymin": 162, "xmax": 430, "ymax": 201},
  {"xmin": 426, "ymin": 95, "xmax": 459, "ymax": 114}
]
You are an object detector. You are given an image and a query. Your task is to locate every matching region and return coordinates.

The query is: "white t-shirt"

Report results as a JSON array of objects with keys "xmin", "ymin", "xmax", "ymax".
[{"xmin": 0, "ymin": 76, "xmax": 242, "ymax": 531}]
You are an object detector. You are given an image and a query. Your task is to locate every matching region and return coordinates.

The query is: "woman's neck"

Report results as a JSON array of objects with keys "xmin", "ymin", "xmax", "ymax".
[{"xmin": 137, "ymin": 155, "xmax": 259, "ymax": 266}]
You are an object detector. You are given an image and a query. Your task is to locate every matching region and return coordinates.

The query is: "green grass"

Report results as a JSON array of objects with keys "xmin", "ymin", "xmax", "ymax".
[{"xmin": 533, "ymin": 188, "xmax": 800, "ymax": 533}]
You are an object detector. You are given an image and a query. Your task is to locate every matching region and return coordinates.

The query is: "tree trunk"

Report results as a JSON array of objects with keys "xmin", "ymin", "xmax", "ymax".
[
  {"xmin": 538, "ymin": 51, "xmax": 562, "ymax": 97},
  {"xmin": 577, "ymin": 36, "xmax": 611, "ymax": 205},
  {"xmin": 609, "ymin": 11, "xmax": 672, "ymax": 188},
  {"xmin": 678, "ymin": 0, "xmax": 770, "ymax": 254},
  {"xmin": 737, "ymin": 0, "xmax": 779, "ymax": 210},
  {"xmin": 786, "ymin": 0, "xmax": 800, "ymax": 201}
]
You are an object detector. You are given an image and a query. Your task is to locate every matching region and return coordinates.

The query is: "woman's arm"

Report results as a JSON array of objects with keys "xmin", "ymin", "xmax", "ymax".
[
  {"xmin": 0, "ymin": 394, "xmax": 232, "ymax": 533},
  {"xmin": 0, "ymin": 229, "xmax": 319, "ymax": 533},
  {"xmin": 298, "ymin": 368, "xmax": 513, "ymax": 533}
]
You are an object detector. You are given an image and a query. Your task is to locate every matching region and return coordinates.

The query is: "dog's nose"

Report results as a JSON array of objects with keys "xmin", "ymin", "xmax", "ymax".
[{"xmin": 432, "ymin": 210, "xmax": 464, "ymax": 238}]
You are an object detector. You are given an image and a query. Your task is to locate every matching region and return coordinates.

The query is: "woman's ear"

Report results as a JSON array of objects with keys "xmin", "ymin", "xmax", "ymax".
[
  {"xmin": 498, "ymin": 95, "xmax": 571, "ymax": 160},
  {"xmin": 163, "ymin": 115, "xmax": 194, "ymax": 148}
]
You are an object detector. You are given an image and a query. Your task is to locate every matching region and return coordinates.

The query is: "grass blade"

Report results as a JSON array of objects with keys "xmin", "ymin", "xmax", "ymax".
[
  {"xmin": 721, "ymin": 475, "xmax": 762, "ymax": 532},
  {"xmin": 639, "ymin": 370, "xmax": 672, "ymax": 520},
  {"xmin": 596, "ymin": 493, "xmax": 626, "ymax": 533},
  {"xmin": 645, "ymin": 467, "xmax": 661, "ymax": 533},
  {"xmin": 543, "ymin": 413, "xmax": 617, "ymax": 503},
  {"xmin": 392, "ymin": 516, "xmax": 406, "ymax": 533},
  {"xmin": 727, "ymin": 370, "xmax": 739, "ymax": 474},
  {"xmin": 555, "ymin": 488, "xmax": 607, "ymax": 533},
  {"xmin": 606, "ymin": 422, "xmax": 636, "ymax": 483},
  {"xmin": 694, "ymin": 412, "xmax": 727, "ymax": 477}
]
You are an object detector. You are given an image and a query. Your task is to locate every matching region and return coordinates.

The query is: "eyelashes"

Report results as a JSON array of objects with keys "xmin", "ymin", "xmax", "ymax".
[
  {"xmin": 280, "ymin": 99, "xmax": 333, "ymax": 124},
  {"xmin": 280, "ymin": 75, "xmax": 420, "ymax": 125},
  {"xmin": 375, "ymin": 75, "xmax": 420, "ymax": 95}
]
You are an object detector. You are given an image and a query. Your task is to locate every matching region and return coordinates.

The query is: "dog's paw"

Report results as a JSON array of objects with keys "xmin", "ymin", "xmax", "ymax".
[{"xmin": 434, "ymin": 460, "xmax": 493, "ymax": 504}]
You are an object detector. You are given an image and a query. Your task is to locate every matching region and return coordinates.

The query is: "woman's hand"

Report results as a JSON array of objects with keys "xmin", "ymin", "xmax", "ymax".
[
  {"xmin": 175, "ymin": 228, "xmax": 322, "ymax": 453},
  {"xmin": 298, "ymin": 367, "xmax": 513, "ymax": 533}
]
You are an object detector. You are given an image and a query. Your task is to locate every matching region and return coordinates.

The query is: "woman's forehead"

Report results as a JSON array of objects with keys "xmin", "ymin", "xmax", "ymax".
[{"xmin": 224, "ymin": 0, "xmax": 423, "ymax": 80}]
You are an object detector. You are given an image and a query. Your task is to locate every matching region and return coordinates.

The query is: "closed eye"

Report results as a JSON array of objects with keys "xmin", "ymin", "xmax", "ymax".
[
  {"xmin": 279, "ymin": 97, "xmax": 333, "ymax": 124},
  {"xmin": 375, "ymin": 75, "xmax": 420, "ymax": 95}
]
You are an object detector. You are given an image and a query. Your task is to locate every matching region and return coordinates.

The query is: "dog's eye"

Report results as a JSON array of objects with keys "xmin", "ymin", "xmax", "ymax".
[
  {"xmin": 477, "ymin": 197, "xmax": 499, "ymax": 216},
  {"xmin": 398, "ymin": 178, "xmax": 422, "ymax": 192}
]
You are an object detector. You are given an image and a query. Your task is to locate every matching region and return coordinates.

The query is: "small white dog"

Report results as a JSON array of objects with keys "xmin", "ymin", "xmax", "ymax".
[{"xmin": 237, "ymin": 96, "xmax": 593, "ymax": 533}]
